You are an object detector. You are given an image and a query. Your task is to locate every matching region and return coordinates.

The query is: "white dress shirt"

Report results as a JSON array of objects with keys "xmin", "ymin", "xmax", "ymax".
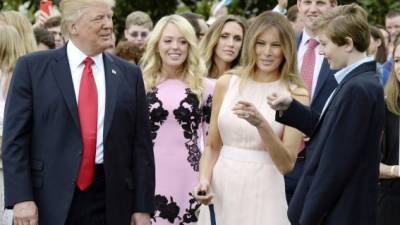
[
  {"xmin": 0, "ymin": 69, "xmax": 5, "ymax": 170},
  {"xmin": 67, "ymin": 41, "xmax": 106, "ymax": 164},
  {"xmin": 298, "ymin": 30, "xmax": 324, "ymax": 99},
  {"xmin": 0, "ymin": 70, "xmax": 6, "ymax": 137}
]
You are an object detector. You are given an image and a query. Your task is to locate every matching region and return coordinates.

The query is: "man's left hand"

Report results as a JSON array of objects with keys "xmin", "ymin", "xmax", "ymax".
[{"xmin": 131, "ymin": 212, "xmax": 151, "ymax": 225}]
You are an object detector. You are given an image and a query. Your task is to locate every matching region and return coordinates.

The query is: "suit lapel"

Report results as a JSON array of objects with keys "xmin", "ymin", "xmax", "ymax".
[
  {"xmin": 102, "ymin": 53, "xmax": 119, "ymax": 141},
  {"xmin": 311, "ymin": 59, "xmax": 331, "ymax": 102},
  {"xmin": 52, "ymin": 47, "xmax": 80, "ymax": 129},
  {"xmin": 51, "ymin": 48, "xmax": 122, "ymax": 141},
  {"xmin": 312, "ymin": 85, "xmax": 341, "ymax": 133},
  {"xmin": 311, "ymin": 61, "xmax": 376, "ymax": 137},
  {"xmin": 296, "ymin": 33, "xmax": 303, "ymax": 49}
]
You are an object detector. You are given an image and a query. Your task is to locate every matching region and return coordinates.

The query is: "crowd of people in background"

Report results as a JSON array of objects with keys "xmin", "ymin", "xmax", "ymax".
[{"xmin": 0, "ymin": 0, "xmax": 399, "ymax": 225}]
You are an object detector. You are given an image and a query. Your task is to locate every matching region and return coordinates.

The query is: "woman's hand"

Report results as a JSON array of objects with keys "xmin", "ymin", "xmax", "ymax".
[
  {"xmin": 193, "ymin": 180, "xmax": 213, "ymax": 205},
  {"xmin": 232, "ymin": 101, "xmax": 266, "ymax": 127}
]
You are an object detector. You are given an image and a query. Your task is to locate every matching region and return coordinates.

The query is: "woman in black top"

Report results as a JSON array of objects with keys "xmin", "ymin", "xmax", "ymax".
[{"xmin": 378, "ymin": 36, "xmax": 400, "ymax": 225}]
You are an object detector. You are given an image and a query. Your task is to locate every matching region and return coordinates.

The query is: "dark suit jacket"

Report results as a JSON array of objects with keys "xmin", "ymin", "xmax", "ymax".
[
  {"xmin": 2, "ymin": 46, "xmax": 155, "ymax": 225},
  {"xmin": 278, "ymin": 61, "xmax": 385, "ymax": 225},
  {"xmin": 284, "ymin": 33, "xmax": 338, "ymax": 203}
]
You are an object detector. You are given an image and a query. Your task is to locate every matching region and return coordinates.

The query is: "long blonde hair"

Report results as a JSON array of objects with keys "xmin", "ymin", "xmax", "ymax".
[
  {"xmin": 140, "ymin": 15, "xmax": 206, "ymax": 101},
  {"xmin": 232, "ymin": 11, "xmax": 304, "ymax": 91},
  {"xmin": 200, "ymin": 15, "xmax": 247, "ymax": 78},
  {"xmin": 0, "ymin": 25, "xmax": 25, "ymax": 96},
  {"xmin": 0, "ymin": 11, "xmax": 37, "ymax": 53},
  {"xmin": 385, "ymin": 37, "xmax": 400, "ymax": 115}
]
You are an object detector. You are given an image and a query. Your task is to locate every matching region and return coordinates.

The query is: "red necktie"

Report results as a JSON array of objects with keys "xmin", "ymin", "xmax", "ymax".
[
  {"xmin": 298, "ymin": 39, "xmax": 318, "ymax": 152},
  {"xmin": 76, "ymin": 57, "xmax": 98, "ymax": 190},
  {"xmin": 301, "ymin": 38, "xmax": 319, "ymax": 97}
]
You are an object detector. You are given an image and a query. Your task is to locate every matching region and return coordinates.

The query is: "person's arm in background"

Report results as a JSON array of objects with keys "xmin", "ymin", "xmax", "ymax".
[
  {"xmin": 272, "ymin": 0, "xmax": 288, "ymax": 15},
  {"xmin": 193, "ymin": 75, "xmax": 230, "ymax": 205},
  {"xmin": 32, "ymin": 10, "xmax": 49, "ymax": 29},
  {"xmin": 201, "ymin": 79, "xmax": 215, "ymax": 146},
  {"xmin": 379, "ymin": 109, "xmax": 400, "ymax": 179}
]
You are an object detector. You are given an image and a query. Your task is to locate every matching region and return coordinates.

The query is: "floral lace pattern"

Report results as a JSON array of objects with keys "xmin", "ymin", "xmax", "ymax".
[
  {"xmin": 173, "ymin": 89, "xmax": 203, "ymax": 172},
  {"xmin": 147, "ymin": 89, "xmax": 169, "ymax": 143},
  {"xmin": 153, "ymin": 193, "xmax": 201, "ymax": 224},
  {"xmin": 147, "ymin": 82, "xmax": 213, "ymax": 225}
]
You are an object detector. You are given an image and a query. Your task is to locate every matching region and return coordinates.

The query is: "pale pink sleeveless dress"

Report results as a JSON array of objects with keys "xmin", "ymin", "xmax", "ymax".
[{"xmin": 197, "ymin": 75, "xmax": 290, "ymax": 225}]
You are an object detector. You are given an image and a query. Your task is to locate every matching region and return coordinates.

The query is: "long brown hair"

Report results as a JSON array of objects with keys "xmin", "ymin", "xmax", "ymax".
[
  {"xmin": 200, "ymin": 15, "xmax": 247, "ymax": 78},
  {"xmin": 369, "ymin": 25, "xmax": 387, "ymax": 64},
  {"xmin": 385, "ymin": 36, "xmax": 400, "ymax": 115},
  {"xmin": 230, "ymin": 11, "xmax": 304, "ymax": 92}
]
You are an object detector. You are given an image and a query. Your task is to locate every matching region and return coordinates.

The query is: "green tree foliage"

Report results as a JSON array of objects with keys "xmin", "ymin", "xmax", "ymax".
[
  {"xmin": 357, "ymin": 0, "xmax": 400, "ymax": 25},
  {"xmin": 226, "ymin": 0, "xmax": 399, "ymax": 25},
  {"xmin": 1, "ymin": 0, "xmax": 399, "ymax": 40},
  {"xmin": 221, "ymin": 0, "xmax": 400, "ymax": 26},
  {"xmin": 0, "ymin": 0, "xmax": 25, "ymax": 10}
]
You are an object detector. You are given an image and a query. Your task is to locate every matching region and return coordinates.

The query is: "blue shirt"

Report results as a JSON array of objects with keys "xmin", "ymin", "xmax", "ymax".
[
  {"xmin": 320, "ymin": 56, "xmax": 374, "ymax": 116},
  {"xmin": 382, "ymin": 59, "xmax": 393, "ymax": 86},
  {"xmin": 334, "ymin": 56, "xmax": 375, "ymax": 84}
]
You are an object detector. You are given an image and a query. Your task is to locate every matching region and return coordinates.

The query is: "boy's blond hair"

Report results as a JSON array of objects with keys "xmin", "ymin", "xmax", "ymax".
[{"xmin": 125, "ymin": 11, "xmax": 153, "ymax": 30}]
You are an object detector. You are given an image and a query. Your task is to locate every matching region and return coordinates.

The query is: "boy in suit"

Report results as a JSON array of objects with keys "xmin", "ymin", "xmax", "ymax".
[
  {"xmin": 268, "ymin": 4, "xmax": 385, "ymax": 225},
  {"xmin": 285, "ymin": 0, "xmax": 338, "ymax": 203}
]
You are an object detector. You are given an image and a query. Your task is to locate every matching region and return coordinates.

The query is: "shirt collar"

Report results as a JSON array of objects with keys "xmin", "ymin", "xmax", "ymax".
[
  {"xmin": 334, "ymin": 56, "xmax": 374, "ymax": 84},
  {"xmin": 301, "ymin": 29, "xmax": 317, "ymax": 47},
  {"xmin": 67, "ymin": 40, "xmax": 103, "ymax": 69}
]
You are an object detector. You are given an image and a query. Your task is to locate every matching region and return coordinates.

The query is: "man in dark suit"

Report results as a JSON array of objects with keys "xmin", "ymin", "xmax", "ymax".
[
  {"xmin": 284, "ymin": 0, "xmax": 338, "ymax": 203},
  {"xmin": 1, "ymin": 1, "xmax": 155, "ymax": 225},
  {"xmin": 268, "ymin": 4, "xmax": 385, "ymax": 224}
]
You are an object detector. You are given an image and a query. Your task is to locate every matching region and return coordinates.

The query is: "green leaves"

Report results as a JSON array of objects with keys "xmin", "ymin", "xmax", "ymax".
[{"xmin": 2, "ymin": 0, "xmax": 398, "ymax": 41}]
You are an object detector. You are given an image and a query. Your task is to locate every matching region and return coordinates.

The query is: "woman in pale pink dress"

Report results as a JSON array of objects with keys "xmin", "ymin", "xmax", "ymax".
[
  {"xmin": 194, "ymin": 12, "xmax": 308, "ymax": 225},
  {"xmin": 140, "ymin": 15, "xmax": 214, "ymax": 225}
]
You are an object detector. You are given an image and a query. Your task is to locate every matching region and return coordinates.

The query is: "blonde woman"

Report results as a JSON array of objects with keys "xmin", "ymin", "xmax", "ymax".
[
  {"xmin": 378, "ymin": 36, "xmax": 400, "ymax": 225},
  {"xmin": 140, "ymin": 15, "xmax": 214, "ymax": 225},
  {"xmin": 193, "ymin": 11, "xmax": 308, "ymax": 224},
  {"xmin": 0, "ymin": 11, "xmax": 37, "ymax": 53},
  {"xmin": 0, "ymin": 25, "xmax": 26, "ymax": 225},
  {"xmin": 200, "ymin": 15, "xmax": 246, "ymax": 80}
]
